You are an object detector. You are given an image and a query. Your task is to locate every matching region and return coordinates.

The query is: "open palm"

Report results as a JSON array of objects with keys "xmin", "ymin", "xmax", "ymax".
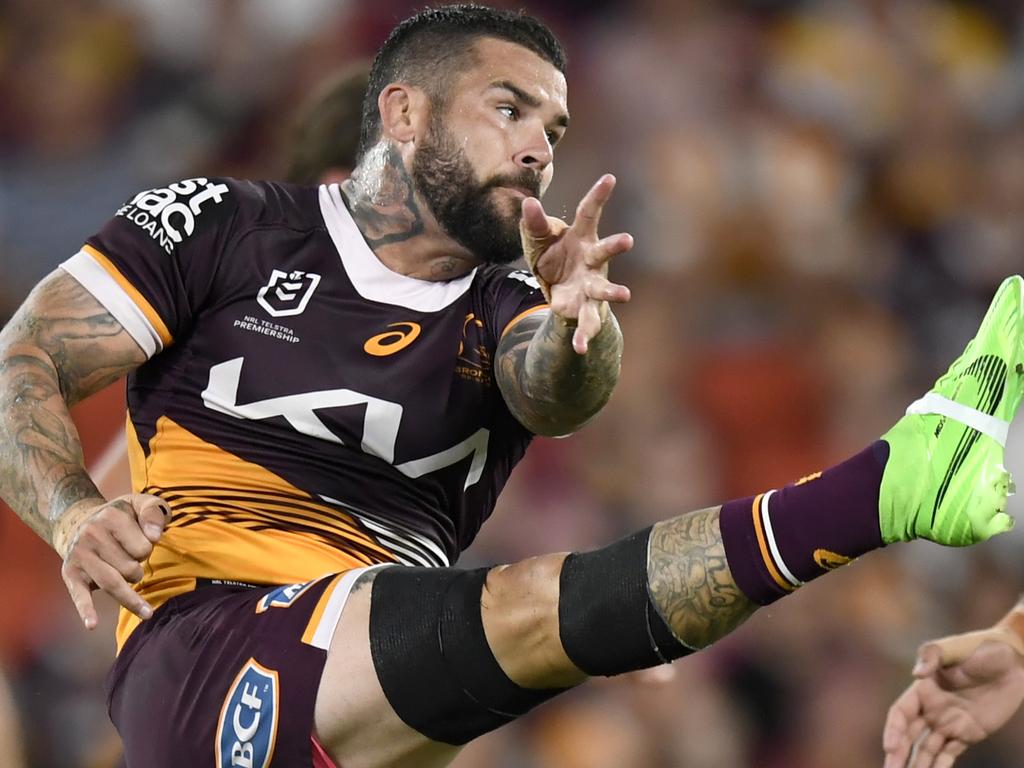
[
  {"xmin": 884, "ymin": 637, "xmax": 1024, "ymax": 767},
  {"xmin": 519, "ymin": 174, "xmax": 633, "ymax": 353}
]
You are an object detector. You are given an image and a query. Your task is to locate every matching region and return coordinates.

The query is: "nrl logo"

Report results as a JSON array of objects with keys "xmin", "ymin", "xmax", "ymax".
[{"xmin": 257, "ymin": 269, "xmax": 321, "ymax": 318}]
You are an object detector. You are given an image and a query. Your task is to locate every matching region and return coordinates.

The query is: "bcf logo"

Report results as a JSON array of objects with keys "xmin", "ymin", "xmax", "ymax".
[
  {"xmin": 216, "ymin": 659, "xmax": 279, "ymax": 768},
  {"xmin": 257, "ymin": 269, "xmax": 321, "ymax": 318}
]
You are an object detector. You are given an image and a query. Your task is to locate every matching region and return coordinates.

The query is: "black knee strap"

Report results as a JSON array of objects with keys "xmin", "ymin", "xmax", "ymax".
[
  {"xmin": 369, "ymin": 566, "xmax": 564, "ymax": 745},
  {"xmin": 559, "ymin": 527, "xmax": 694, "ymax": 676}
]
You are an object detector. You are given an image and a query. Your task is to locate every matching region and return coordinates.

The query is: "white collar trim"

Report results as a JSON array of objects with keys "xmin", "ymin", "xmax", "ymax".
[{"xmin": 319, "ymin": 183, "xmax": 476, "ymax": 311}]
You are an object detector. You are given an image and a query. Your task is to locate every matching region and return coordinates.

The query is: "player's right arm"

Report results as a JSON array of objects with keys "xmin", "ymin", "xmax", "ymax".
[
  {"xmin": 0, "ymin": 269, "xmax": 167, "ymax": 629},
  {"xmin": 883, "ymin": 596, "xmax": 1024, "ymax": 767},
  {"xmin": 495, "ymin": 175, "xmax": 631, "ymax": 437}
]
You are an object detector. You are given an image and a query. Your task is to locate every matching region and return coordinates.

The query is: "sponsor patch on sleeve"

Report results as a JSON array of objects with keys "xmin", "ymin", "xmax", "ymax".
[{"xmin": 116, "ymin": 178, "xmax": 230, "ymax": 254}]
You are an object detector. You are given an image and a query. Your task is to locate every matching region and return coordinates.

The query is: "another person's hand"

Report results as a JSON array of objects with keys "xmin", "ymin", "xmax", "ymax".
[
  {"xmin": 53, "ymin": 494, "xmax": 170, "ymax": 629},
  {"xmin": 883, "ymin": 628, "xmax": 1024, "ymax": 767},
  {"xmin": 520, "ymin": 174, "xmax": 632, "ymax": 354}
]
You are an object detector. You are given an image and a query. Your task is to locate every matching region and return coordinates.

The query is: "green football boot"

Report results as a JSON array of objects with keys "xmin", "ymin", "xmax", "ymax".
[{"xmin": 880, "ymin": 275, "xmax": 1024, "ymax": 546}]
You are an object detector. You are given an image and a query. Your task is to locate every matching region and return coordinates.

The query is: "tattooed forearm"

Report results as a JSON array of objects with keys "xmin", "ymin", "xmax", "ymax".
[
  {"xmin": 342, "ymin": 143, "xmax": 424, "ymax": 249},
  {"xmin": 647, "ymin": 507, "xmax": 757, "ymax": 649},
  {"xmin": 0, "ymin": 270, "xmax": 145, "ymax": 545},
  {"xmin": 496, "ymin": 310, "xmax": 623, "ymax": 436}
]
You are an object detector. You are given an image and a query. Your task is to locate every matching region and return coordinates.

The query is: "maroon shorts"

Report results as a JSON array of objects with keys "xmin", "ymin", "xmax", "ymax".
[{"xmin": 107, "ymin": 570, "xmax": 374, "ymax": 768}]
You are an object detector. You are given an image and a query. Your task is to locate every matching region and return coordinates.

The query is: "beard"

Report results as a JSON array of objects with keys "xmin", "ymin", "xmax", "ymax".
[{"xmin": 412, "ymin": 120, "xmax": 541, "ymax": 265}]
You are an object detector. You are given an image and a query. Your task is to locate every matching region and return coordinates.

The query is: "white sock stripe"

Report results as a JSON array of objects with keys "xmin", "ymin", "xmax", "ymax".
[
  {"xmin": 906, "ymin": 392, "xmax": 1010, "ymax": 447},
  {"xmin": 760, "ymin": 490, "xmax": 803, "ymax": 588}
]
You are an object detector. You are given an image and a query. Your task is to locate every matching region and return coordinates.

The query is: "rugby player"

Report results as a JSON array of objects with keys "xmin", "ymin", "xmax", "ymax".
[
  {"xmin": 88, "ymin": 61, "xmax": 372, "ymax": 499},
  {"xmin": 883, "ymin": 598, "xmax": 1024, "ymax": 767},
  {"xmin": 1, "ymin": 6, "xmax": 1023, "ymax": 768}
]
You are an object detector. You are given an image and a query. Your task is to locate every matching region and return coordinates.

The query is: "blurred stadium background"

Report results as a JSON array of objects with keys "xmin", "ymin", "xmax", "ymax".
[{"xmin": 3, "ymin": 0, "xmax": 1024, "ymax": 765}]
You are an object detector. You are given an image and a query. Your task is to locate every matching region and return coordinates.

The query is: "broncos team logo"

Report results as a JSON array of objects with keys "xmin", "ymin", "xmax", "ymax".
[
  {"xmin": 216, "ymin": 659, "xmax": 280, "ymax": 768},
  {"xmin": 257, "ymin": 269, "xmax": 321, "ymax": 318}
]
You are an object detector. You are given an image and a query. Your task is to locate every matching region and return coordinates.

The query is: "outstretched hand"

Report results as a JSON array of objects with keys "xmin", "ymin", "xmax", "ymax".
[
  {"xmin": 883, "ymin": 630, "xmax": 1024, "ymax": 768},
  {"xmin": 520, "ymin": 174, "xmax": 633, "ymax": 354},
  {"xmin": 55, "ymin": 493, "xmax": 170, "ymax": 629}
]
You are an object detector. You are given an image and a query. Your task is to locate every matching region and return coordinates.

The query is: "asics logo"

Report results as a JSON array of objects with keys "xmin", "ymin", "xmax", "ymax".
[
  {"xmin": 813, "ymin": 548, "xmax": 850, "ymax": 571},
  {"xmin": 794, "ymin": 471, "xmax": 822, "ymax": 486},
  {"xmin": 364, "ymin": 322, "xmax": 421, "ymax": 356}
]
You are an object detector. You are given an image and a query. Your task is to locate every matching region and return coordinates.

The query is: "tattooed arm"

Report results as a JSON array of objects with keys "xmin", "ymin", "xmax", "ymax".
[
  {"xmin": 496, "ymin": 175, "xmax": 633, "ymax": 436},
  {"xmin": 647, "ymin": 507, "xmax": 757, "ymax": 649},
  {"xmin": 496, "ymin": 310, "xmax": 622, "ymax": 436},
  {"xmin": 0, "ymin": 270, "xmax": 169, "ymax": 628}
]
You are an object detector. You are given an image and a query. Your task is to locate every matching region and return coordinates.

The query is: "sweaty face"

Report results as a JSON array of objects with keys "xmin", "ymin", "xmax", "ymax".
[
  {"xmin": 412, "ymin": 115, "xmax": 541, "ymax": 265},
  {"xmin": 410, "ymin": 37, "xmax": 568, "ymax": 265}
]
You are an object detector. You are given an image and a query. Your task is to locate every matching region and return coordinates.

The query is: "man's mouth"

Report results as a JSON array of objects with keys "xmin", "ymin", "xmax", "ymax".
[{"xmin": 495, "ymin": 185, "xmax": 535, "ymax": 199}]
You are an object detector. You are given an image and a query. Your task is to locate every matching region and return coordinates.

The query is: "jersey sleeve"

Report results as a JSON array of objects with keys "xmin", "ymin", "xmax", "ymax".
[
  {"xmin": 484, "ymin": 267, "xmax": 549, "ymax": 343},
  {"xmin": 59, "ymin": 177, "xmax": 257, "ymax": 358}
]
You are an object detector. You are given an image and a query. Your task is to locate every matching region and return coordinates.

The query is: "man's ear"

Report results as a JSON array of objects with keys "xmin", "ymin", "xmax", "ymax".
[{"xmin": 378, "ymin": 83, "xmax": 429, "ymax": 145}]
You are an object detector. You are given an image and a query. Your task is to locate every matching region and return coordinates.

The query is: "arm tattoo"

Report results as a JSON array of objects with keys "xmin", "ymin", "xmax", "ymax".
[
  {"xmin": 342, "ymin": 143, "xmax": 424, "ymax": 249},
  {"xmin": 495, "ymin": 310, "xmax": 623, "ymax": 436},
  {"xmin": 647, "ymin": 507, "xmax": 757, "ymax": 649},
  {"xmin": 0, "ymin": 270, "xmax": 145, "ymax": 544}
]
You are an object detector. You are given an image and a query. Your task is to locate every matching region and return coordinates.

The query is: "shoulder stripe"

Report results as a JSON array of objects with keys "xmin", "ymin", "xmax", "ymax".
[
  {"xmin": 82, "ymin": 245, "xmax": 173, "ymax": 347},
  {"xmin": 500, "ymin": 304, "xmax": 551, "ymax": 339},
  {"xmin": 60, "ymin": 248, "xmax": 171, "ymax": 358}
]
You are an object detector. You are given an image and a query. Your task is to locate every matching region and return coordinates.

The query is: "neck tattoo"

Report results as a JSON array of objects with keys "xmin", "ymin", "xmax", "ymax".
[{"xmin": 342, "ymin": 143, "xmax": 424, "ymax": 249}]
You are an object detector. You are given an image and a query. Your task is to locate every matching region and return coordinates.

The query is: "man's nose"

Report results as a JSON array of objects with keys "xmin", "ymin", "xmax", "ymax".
[{"xmin": 512, "ymin": 122, "xmax": 552, "ymax": 172}]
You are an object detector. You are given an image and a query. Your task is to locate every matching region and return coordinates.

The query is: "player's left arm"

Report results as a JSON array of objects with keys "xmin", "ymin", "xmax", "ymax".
[{"xmin": 495, "ymin": 175, "xmax": 630, "ymax": 437}]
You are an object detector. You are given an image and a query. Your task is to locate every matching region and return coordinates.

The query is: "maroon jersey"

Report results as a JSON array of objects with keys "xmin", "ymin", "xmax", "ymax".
[{"xmin": 60, "ymin": 178, "xmax": 548, "ymax": 648}]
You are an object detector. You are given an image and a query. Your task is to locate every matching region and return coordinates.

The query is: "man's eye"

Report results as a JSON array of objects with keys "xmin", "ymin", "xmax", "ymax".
[{"xmin": 498, "ymin": 105, "xmax": 518, "ymax": 120}]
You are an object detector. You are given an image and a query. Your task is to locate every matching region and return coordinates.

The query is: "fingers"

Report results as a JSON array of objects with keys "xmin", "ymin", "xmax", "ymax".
[
  {"xmin": 134, "ymin": 494, "xmax": 171, "ymax": 542},
  {"xmin": 933, "ymin": 741, "xmax": 967, "ymax": 768},
  {"xmin": 573, "ymin": 301, "xmax": 603, "ymax": 355},
  {"xmin": 62, "ymin": 552, "xmax": 151, "ymax": 630},
  {"xmin": 914, "ymin": 643, "xmax": 944, "ymax": 677},
  {"xmin": 92, "ymin": 527, "xmax": 145, "ymax": 584},
  {"xmin": 565, "ymin": 275, "xmax": 631, "ymax": 354},
  {"xmin": 521, "ymin": 196, "xmax": 554, "ymax": 240},
  {"xmin": 883, "ymin": 685, "xmax": 926, "ymax": 766},
  {"xmin": 911, "ymin": 728, "xmax": 957, "ymax": 768},
  {"xmin": 590, "ymin": 232, "xmax": 635, "ymax": 268},
  {"xmin": 87, "ymin": 558, "xmax": 154, "ymax": 622},
  {"xmin": 581, "ymin": 274, "xmax": 631, "ymax": 305},
  {"xmin": 918, "ymin": 631, "xmax": 998, "ymax": 676},
  {"xmin": 62, "ymin": 561, "xmax": 100, "ymax": 630},
  {"xmin": 59, "ymin": 494, "xmax": 168, "ymax": 629},
  {"xmin": 572, "ymin": 174, "xmax": 616, "ymax": 239}
]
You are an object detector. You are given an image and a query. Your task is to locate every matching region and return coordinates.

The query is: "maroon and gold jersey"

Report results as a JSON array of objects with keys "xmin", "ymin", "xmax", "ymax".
[{"xmin": 60, "ymin": 178, "xmax": 548, "ymax": 648}]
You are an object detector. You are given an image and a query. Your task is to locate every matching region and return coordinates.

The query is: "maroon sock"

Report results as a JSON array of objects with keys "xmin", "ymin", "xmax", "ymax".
[{"xmin": 719, "ymin": 441, "xmax": 889, "ymax": 605}]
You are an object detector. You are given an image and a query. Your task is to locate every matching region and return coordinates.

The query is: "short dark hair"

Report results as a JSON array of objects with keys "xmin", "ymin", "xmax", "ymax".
[
  {"xmin": 284, "ymin": 61, "xmax": 371, "ymax": 183},
  {"xmin": 357, "ymin": 4, "xmax": 566, "ymax": 159}
]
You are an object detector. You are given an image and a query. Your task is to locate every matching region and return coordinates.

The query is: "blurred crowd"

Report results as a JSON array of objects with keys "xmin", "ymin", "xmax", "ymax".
[{"xmin": 3, "ymin": 0, "xmax": 1024, "ymax": 765}]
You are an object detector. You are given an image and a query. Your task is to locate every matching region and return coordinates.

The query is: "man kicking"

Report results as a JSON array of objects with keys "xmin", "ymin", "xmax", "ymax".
[{"xmin": 1, "ymin": 5, "xmax": 1022, "ymax": 767}]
